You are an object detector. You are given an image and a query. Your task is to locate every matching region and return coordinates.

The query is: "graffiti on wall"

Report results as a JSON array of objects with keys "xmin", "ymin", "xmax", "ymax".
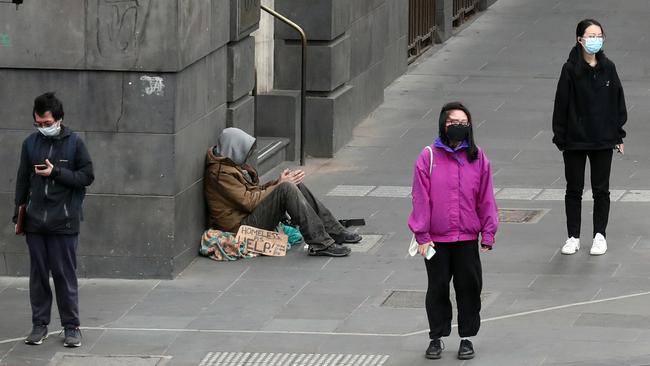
[
  {"xmin": 93, "ymin": 0, "xmax": 151, "ymax": 64},
  {"xmin": 139, "ymin": 75, "xmax": 165, "ymax": 96}
]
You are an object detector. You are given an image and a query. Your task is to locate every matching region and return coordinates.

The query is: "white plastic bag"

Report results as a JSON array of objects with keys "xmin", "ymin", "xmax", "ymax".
[{"xmin": 409, "ymin": 236, "xmax": 435, "ymax": 259}]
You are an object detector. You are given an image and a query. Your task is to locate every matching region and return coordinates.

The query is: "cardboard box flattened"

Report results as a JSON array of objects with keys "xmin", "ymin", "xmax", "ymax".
[{"xmin": 236, "ymin": 225, "xmax": 288, "ymax": 256}]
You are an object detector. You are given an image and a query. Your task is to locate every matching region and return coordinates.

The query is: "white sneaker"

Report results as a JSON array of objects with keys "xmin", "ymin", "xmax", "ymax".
[
  {"xmin": 561, "ymin": 237, "xmax": 580, "ymax": 255},
  {"xmin": 590, "ymin": 233, "xmax": 607, "ymax": 255}
]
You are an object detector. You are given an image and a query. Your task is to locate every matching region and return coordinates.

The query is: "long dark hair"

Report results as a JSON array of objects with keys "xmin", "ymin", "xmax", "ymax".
[
  {"xmin": 571, "ymin": 19, "xmax": 610, "ymax": 77},
  {"xmin": 438, "ymin": 101, "xmax": 479, "ymax": 162}
]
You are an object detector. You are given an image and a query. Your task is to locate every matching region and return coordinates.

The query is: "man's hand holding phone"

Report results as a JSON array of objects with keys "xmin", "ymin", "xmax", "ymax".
[{"xmin": 34, "ymin": 159, "xmax": 54, "ymax": 177}]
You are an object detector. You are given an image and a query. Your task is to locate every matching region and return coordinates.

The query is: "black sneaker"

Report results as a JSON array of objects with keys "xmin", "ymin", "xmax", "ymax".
[
  {"xmin": 331, "ymin": 231, "xmax": 362, "ymax": 244},
  {"xmin": 63, "ymin": 327, "xmax": 82, "ymax": 347},
  {"xmin": 458, "ymin": 339, "xmax": 474, "ymax": 360},
  {"xmin": 24, "ymin": 325, "xmax": 48, "ymax": 345},
  {"xmin": 425, "ymin": 338, "xmax": 443, "ymax": 359},
  {"xmin": 308, "ymin": 244, "xmax": 351, "ymax": 257}
]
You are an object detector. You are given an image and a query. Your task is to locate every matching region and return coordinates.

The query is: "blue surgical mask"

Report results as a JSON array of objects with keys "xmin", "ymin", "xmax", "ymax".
[
  {"xmin": 38, "ymin": 122, "xmax": 61, "ymax": 137},
  {"xmin": 582, "ymin": 37, "xmax": 603, "ymax": 55}
]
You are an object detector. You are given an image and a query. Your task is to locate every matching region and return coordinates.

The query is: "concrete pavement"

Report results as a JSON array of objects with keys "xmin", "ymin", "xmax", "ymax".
[{"xmin": 2, "ymin": 0, "xmax": 650, "ymax": 365}]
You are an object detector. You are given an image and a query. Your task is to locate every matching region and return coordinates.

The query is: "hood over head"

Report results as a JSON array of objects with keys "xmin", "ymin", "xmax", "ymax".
[{"xmin": 214, "ymin": 128, "xmax": 256, "ymax": 166}]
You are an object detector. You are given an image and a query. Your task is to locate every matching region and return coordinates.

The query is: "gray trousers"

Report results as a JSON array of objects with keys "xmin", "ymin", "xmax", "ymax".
[
  {"xmin": 26, "ymin": 233, "xmax": 80, "ymax": 328},
  {"xmin": 241, "ymin": 182, "xmax": 345, "ymax": 250}
]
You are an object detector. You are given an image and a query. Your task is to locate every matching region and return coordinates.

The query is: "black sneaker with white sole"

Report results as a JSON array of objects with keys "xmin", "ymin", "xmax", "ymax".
[
  {"xmin": 63, "ymin": 327, "xmax": 82, "ymax": 347},
  {"xmin": 25, "ymin": 325, "xmax": 48, "ymax": 345}
]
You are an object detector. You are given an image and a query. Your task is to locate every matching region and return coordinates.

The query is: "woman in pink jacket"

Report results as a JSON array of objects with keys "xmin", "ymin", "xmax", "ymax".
[{"xmin": 408, "ymin": 102, "xmax": 499, "ymax": 360}]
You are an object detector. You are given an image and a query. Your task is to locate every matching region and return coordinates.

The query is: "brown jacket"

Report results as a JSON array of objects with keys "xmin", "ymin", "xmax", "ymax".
[{"xmin": 204, "ymin": 147, "xmax": 278, "ymax": 232}]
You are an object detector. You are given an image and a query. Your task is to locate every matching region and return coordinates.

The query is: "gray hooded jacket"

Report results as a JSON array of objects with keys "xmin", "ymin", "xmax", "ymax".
[{"xmin": 214, "ymin": 128, "xmax": 256, "ymax": 166}]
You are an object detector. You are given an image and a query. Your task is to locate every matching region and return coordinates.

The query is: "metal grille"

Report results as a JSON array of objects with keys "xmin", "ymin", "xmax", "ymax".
[
  {"xmin": 199, "ymin": 353, "xmax": 390, "ymax": 366},
  {"xmin": 381, "ymin": 290, "xmax": 490, "ymax": 308},
  {"xmin": 452, "ymin": 0, "xmax": 479, "ymax": 27},
  {"xmin": 498, "ymin": 208, "xmax": 548, "ymax": 224},
  {"xmin": 408, "ymin": 0, "xmax": 437, "ymax": 63},
  {"xmin": 51, "ymin": 354, "xmax": 171, "ymax": 366}
]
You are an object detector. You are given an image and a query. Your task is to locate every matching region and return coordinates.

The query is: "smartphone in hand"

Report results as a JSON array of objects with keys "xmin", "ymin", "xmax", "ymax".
[
  {"xmin": 35, "ymin": 164, "xmax": 47, "ymax": 171},
  {"xmin": 425, "ymin": 245, "xmax": 436, "ymax": 260}
]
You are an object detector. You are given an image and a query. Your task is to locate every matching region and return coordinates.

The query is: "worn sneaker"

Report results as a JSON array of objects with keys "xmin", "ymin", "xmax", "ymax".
[
  {"xmin": 561, "ymin": 237, "xmax": 580, "ymax": 255},
  {"xmin": 308, "ymin": 244, "xmax": 351, "ymax": 257},
  {"xmin": 425, "ymin": 338, "xmax": 444, "ymax": 359},
  {"xmin": 590, "ymin": 233, "xmax": 607, "ymax": 255},
  {"xmin": 63, "ymin": 327, "xmax": 82, "ymax": 347},
  {"xmin": 331, "ymin": 231, "xmax": 363, "ymax": 244},
  {"xmin": 458, "ymin": 339, "xmax": 475, "ymax": 360},
  {"xmin": 24, "ymin": 325, "xmax": 48, "ymax": 345}
]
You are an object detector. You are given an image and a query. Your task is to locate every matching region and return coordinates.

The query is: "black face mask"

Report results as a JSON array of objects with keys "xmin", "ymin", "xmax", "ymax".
[{"xmin": 446, "ymin": 124, "xmax": 470, "ymax": 142}]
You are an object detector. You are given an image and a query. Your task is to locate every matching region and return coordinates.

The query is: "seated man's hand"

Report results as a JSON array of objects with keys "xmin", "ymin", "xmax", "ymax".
[
  {"xmin": 290, "ymin": 169, "xmax": 305, "ymax": 184},
  {"xmin": 279, "ymin": 169, "xmax": 305, "ymax": 185}
]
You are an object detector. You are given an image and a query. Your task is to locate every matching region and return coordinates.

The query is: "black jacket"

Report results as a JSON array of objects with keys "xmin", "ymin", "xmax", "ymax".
[
  {"xmin": 552, "ymin": 45, "xmax": 627, "ymax": 151},
  {"xmin": 13, "ymin": 126, "xmax": 94, "ymax": 234}
]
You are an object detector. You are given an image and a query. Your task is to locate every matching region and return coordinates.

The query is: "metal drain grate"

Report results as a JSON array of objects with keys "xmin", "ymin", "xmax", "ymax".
[
  {"xmin": 199, "ymin": 353, "xmax": 389, "ymax": 366},
  {"xmin": 350, "ymin": 234, "xmax": 383, "ymax": 253},
  {"xmin": 498, "ymin": 208, "xmax": 548, "ymax": 224},
  {"xmin": 381, "ymin": 290, "xmax": 490, "ymax": 308},
  {"xmin": 51, "ymin": 354, "xmax": 171, "ymax": 366}
]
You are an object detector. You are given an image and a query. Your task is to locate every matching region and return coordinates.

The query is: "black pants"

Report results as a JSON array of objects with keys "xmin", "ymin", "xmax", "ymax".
[
  {"xmin": 563, "ymin": 149, "xmax": 613, "ymax": 238},
  {"xmin": 241, "ymin": 182, "xmax": 345, "ymax": 249},
  {"xmin": 26, "ymin": 233, "xmax": 80, "ymax": 328},
  {"xmin": 424, "ymin": 240, "xmax": 482, "ymax": 339}
]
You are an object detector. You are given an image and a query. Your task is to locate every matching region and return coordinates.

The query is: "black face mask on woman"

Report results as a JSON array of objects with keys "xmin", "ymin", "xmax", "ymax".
[{"xmin": 446, "ymin": 124, "xmax": 470, "ymax": 142}]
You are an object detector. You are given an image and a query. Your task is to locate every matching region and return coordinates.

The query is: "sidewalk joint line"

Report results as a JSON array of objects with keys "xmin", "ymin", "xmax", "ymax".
[
  {"xmin": 550, "ymin": 176, "xmax": 562, "ymax": 186},
  {"xmin": 531, "ymin": 130, "xmax": 544, "ymax": 140},
  {"xmin": 382, "ymin": 270, "xmax": 395, "ymax": 284},
  {"xmin": 548, "ymin": 248, "xmax": 560, "ymax": 263},
  {"xmin": 104, "ymin": 279, "xmax": 162, "ymax": 327},
  {"xmin": 320, "ymin": 258, "xmax": 333, "ymax": 271},
  {"xmin": 401, "ymin": 290, "xmax": 650, "ymax": 337},
  {"xmin": 2, "ymin": 290, "xmax": 650, "ymax": 345},
  {"xmin": 344, "ymin": 295, "xmax": 371, "ymax": 322},
  {"xmin": 590, "ymin": 288, "xmax": 602, "ymax": 301},
  {"xmin": 631, "ymin": 235, "xmax": 642, "ymax": 249},
  {"xmin": 285, "ymin": 280, "xmax": 311, "ymax": 306},
  {"xmin": 210, "ymin": 266, "xmax": 250, "ymax": 305}
]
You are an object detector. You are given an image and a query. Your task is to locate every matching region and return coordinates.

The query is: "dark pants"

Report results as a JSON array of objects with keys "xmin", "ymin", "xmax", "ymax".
[
  {"xmin": 241, "ymin": 182, "xmax": 345, "ymax": 249},
  {"xmin": 563, "ymin": 149, "xmax": 613, "ymax": 238},
  {"xmin": 26, "ymin": 233, "xmax": 80, "ymax": 328},
  {"xmin": 424, "ymin": 240, "xmax": 482, "ymax": 339}
]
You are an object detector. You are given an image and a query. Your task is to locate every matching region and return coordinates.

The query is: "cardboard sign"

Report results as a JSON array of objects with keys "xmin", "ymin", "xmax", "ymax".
[{"xmin": 236, "ymin": 225, "xmax": 288, "ymax": 257}]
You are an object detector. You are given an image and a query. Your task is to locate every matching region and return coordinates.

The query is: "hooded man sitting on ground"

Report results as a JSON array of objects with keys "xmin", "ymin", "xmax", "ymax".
[{"xmin": 204, "ymin": 128, "xmax": 361, "ymax": 257}]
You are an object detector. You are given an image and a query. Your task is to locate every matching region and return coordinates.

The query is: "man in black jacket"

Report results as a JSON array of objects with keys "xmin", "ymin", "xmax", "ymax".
[{"xmin": 13, "ymin": 93, "xmax": 94, "ymax": 347}]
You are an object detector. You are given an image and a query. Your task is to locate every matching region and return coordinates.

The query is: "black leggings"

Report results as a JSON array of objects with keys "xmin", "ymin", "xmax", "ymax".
[
  {"xmin": 424, "ymin": 240, "xmax": 482, "ymax": 339},
  {"xmin": 563, "ymin": 149, "xmax": 613, "ymax": 238}
]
